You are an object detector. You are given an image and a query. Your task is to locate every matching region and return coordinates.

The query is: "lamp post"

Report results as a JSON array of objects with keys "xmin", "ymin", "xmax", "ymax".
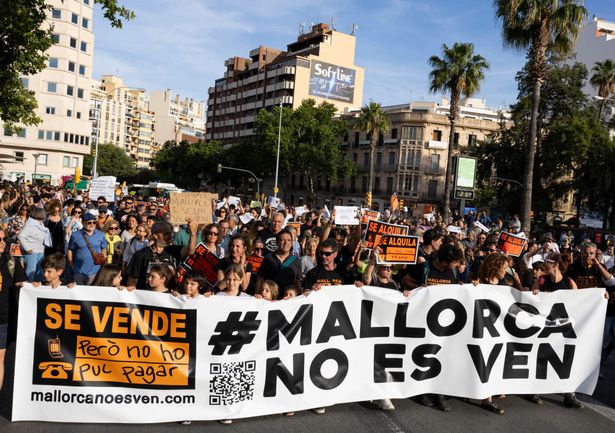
[
  {"xmin": 32, "ymin": 153, "xmax": 40, "ymax": 183},
  {"xmin": 274, "ymin": 98, "xmax": 283, "ymax": 198},
  {"xmin": 92, "ymin": 139, "xmax": 100, "ymax": 178},
  {"xmin": 217, "ymin": 164, "xmax": 260, "ymax": 198}
]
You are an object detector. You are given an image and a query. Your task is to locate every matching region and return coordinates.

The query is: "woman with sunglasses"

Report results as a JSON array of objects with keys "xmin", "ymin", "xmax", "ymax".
[
  {"xmin": 63, "ymin": 207, "xmax": 83, "ymax": 252},
  {"xmin": 202, "ymin": 223, "xmax": 224, "ymax": 258},
  {"xmin": 103, "ymin": 220, "xmax": 122, "ymax": 265},
  {"xmin": 7, "ymin": 203, "xmax": 29, "ymax": 244},
  {"xmin": 44, "ymin": 199, "xmax": 64, "ymax": 255},
  {"xmin": 363, "ymin": 248, "xmax": 399, "ymax": 291}
]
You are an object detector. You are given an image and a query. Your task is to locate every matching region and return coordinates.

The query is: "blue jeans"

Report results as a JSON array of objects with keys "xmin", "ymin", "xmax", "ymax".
[
  {"xmin": 23, "ymin": 252, "xmax": 44, "ymax": 282},
  {"xmin": 602, "ymin": 315, "xmax": 615, "ymax": 366}
]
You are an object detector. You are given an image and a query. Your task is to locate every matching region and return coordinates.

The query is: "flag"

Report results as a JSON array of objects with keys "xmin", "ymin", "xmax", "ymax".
[{"xmin": 391, "ymin": 192, "xmax": 399, "ymax": 211}]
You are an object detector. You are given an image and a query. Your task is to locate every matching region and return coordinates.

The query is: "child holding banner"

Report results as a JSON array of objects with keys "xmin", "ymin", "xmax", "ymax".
[{"xmin": 363, "ymin": 248, "xmax": 399, "ymax": 291}]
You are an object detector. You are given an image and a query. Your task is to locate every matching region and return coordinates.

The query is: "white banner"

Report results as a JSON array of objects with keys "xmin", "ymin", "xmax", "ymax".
[
  {"xmin": 13, "ymin": 284, "xmax": 606, "ymax": 423},
  {"xmin": 88, "ymin": 176, "xmax": 116, "ymax": 203}
]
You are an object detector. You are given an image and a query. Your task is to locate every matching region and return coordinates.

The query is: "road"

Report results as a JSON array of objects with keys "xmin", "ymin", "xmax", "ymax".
[{"xmin": 2, "ymin": 341, "xmax": 615, "ymax": 433}]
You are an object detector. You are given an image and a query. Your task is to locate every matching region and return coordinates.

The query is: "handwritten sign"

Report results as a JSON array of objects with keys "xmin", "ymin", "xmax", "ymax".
[
  {"xmin": 496, "ymin": 231, "xmax": 527, "ymax": 257},
  {"xmin": 169, "ymin": 192, "xmax": 214, "ymax": 225},
  {"xmin": 364, "ymin": 220, "xmax": 409, "ymax": 249},
  {"xmin": 377, "ymin": 235, "xmax": 419, "ymax": 265},
  {"xmin": 89, "ymin": 176, "xmax": 116, "ymax": 203},
  {"xmin": 334, "ymin": 206, "xmax": 359, "ymax": 226}
]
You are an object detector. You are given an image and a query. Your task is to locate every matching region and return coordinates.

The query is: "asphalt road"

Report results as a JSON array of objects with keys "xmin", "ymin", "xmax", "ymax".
[{"xmin": 2, "ymin": 341, "xmax": 615, "ymax": 433}]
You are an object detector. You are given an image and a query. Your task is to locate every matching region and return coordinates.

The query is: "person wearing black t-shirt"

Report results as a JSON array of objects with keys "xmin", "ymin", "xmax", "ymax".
[
  {"xmin": 257, "ymin": 230, "xmax": 301, "ymax": 298},
  {"xmin": 363, "ymin": 248, "xmax": 400, "ymax": 291},
  {"xmin": 304, "ymin": 239, "xmax": 357, "ymax": 293},
  {"xmin": 400, "ymin": 229, "xmax": 444, "ymax": 290},
  {"xmin": 260, "ymin": 212, "xmax": 285, "ymax": 254}
]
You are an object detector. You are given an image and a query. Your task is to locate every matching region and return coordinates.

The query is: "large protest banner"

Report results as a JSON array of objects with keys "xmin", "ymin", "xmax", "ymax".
[
  {"xmin": 13, "ymin": 284, "xmax": 605, "ymax": 423},
  {"xmin": 169, "ymin": 193, "xmax": 215, "ymax": 225}
]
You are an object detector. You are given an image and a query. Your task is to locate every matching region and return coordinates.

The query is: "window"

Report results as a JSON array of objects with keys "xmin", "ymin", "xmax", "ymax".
[
  {"xmin": 78, "ymin": 64, "xmax": 85, "ymax": 75},
  {"xmin": 428, "ymin": 180, "xmax": 438, "ymax": 199},
  {"xmin": 429, "ymin": 154, "xmax": 440, "ymax": 173},
  {"xmin": 70, "ymin": 37, "xmax": 77, "ymax": 48},
  {"xmin": 350, "ymin": 177, "xmax": 356, "ymax": 194},
  {"xmin": 391, "ymin": 128, "xmax": 397, "ymax": 139},
  {"xmin": 48, "ymin": 57, "xmax": 58, "ymax": 68},
  {"xmin": 37, "ymin": 154, "xmax": 48, "ymax": 166},
  {"xmin": 76, "ymin": 112, "xmax": 81, "ymax": 119},
  {"xmin": 68, "ymin": 61, "xmax": 75, "ymax": 72},
  {"xmin": 402, "ymin": 126, "xmax": 423, "ymax": 140},
  {"xmin": 354, "ymin": 131, "xmax": 360, "ymax": 146},
  {"xmin": 352, "ymin": 153, "xmax": 358, "ymax": 162},
  {"xmin": 361, "ymin": 176, "xmax": 368, "ymax": 194},
  {"xmin": 72, "ymin": 157, "xmax": 78, "ymax": 167},
  {"xmin": 63, "ymin": 156, "xmax": 70, "ymax": 167},
  {"xmin": 468, "ymin": 134, "xmax": 477, "ymax": 146},
  {"xmin": 52, "ymin": 8, "xmax": 61, "ymax": 19},
  {"xmin": 52, "ymin": 33, "xmax": 60, "ymax": 44},
  {"xmin": 17, "ymin": 128, "xmax": 25, "ymax": 138},
  {"xmin": 47, "ymin": 82, "xmax": 57, "ymax": 93},
  {"xmin": 84, "ymin": 0, "xmax": 90, "ymax": 4},
  {"xmin": 77, "ymin": 88, "xmax": 84, "ymax": 98},
  {"xmin": 374, "ymin": 177, "xmax": 381, "ymax": 194},
  {"xmin": 67, "ymin": 85, "xmax": 74, "ymax": 96},
  {"xmin": 432, "ymin": 130, "xmax": 442, "ymax": 141},
  {"xmin": 3, "ymin": 127, "xmax": 11, "ymax": 136},
  {"xmin": 38, "ymin": 130, "xmax": 44, "ymax": 139},
  {"xmin": 67, "ymin": 109, "xmax": 72, "ymax": 117},
  {"xmin": 386, "ymin": 177, "xmax": 394, "ymax": 194},
  {"xmin": 376, "ymin": 152, "xmax": 382, "ymax": 168},
  {"xmin": 45, "ymin": 131, "xmax": 52, "ymax": 140},
  {"xmin": 45, "ymin": 106, "xmax": 56, "ymax": 115},
  {"xmin": 453, "ymin": 132, "xmax": 459, "ymax": 145},
  {"xmin": 363, "ymin": 152, "xmax": 369, "ymax": 169},
  {"xmin": 64, "ymin": 133, "xmax": 69, "ymax": 142},
  {"xmin": 71, "ymin": 13, "xmax": 79, "ymax": 24},
  {"xmin": 54, "ymin": 131, "xmax": 60, "ymax": 141},
  {"xmin": 82, "ymin": 17, "xmax": 89, "ymax": 28},
  {"xmin": 80, "ymin": 41, "xmax": 87, "ymax": 52},
  {"xmin": 388, "ymin": 152, "xmax": 396, "ymax": 169},
  {"xmin": 15, "ymin": 152, "xmax": 24, "ymax": 163}
]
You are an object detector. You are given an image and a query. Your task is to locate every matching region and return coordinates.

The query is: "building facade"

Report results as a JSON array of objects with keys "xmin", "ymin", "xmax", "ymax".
[
  {"xmin": 90, "ymin": 75, "xmax": 156, "ymax": 169},
  {"xmin": 0, "ymin": 0, "xmax": 94, "ymax": 184},
  {"xmin": 286, "ymin": 98, "xmax": 508, "ymax": 211},
  {"xmin": 206, "ymin": 23, "xmax": 364, "ymax": 145},
  {"xmin": 572, "ymin": 16, "xmax": 615, "ymax": 97},
  {"xmin": 149, "ymin": 90, "xmax": 206, "ymax": 144}
]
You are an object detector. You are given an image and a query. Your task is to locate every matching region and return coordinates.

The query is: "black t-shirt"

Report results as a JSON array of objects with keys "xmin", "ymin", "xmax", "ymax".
[
  {"xmin": 424, "ymin": 259, "xmax": 460, "ymax": 286},
  {"xmin": 567, "ymin": 261, "xmax": 603, "ymax": 289},
  {"xmin": 303, "ymin": 266, "xmax": 354, "ymax": 291},
  {"xmin": 538, "ymin": 275, "xmax": 574, "ymax": 292},
  {"xmin": 258, "ymin": 254, "xmax": 301, "ymax": 297},
  {"xmin": 126, "ymin": 246, "xmax": 179, "ymax": 290},
  {"xmin": 399, "ymin": 245, "xmax": 433, "ymax": 285},
  {"xmin": 373, "ymin": 278, "xmax": 400, "ymax": 291},
  {"xmin": 334, "ymin": 244, "xmax": 353, "ymax": 270},
  {"xmin": 258, "ymin": 229, "xmax": 279, "ymax": 254},
  {"xmin": 0, "ymin": 254, "xmax": 27, "ymax": 325}
]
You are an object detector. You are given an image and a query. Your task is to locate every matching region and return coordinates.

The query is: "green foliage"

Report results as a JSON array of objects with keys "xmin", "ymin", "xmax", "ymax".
[
  {"xmin": 83, "ymin": 143, "xmax": 137, "ymax": 180},
  {"xmin": 152, "ymin": 140, "xmax": 224, "ymax": 188},
  {"xmin": 0, "ymin": 0, "xmax": 133, "ymax": 130},
  {"xmin": 355, "ymin": 102, "xmax": 391, "ymax": 143}
]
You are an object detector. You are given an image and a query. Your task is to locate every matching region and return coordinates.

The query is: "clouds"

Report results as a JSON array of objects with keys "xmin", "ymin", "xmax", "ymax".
[{"xmin": 92, "ymin": 0, "xmax": 610, "ymax": 108}]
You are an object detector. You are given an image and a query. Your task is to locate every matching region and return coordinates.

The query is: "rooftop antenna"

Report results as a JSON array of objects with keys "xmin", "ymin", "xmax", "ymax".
[
  {"xmin": 299, "ymin": 22, "xmax": 305, "ymax": 35},
  {"xmin": 331, "ymin": 17, "xmax": 335, "ymax": 30},
  {"xmin": 351, "ymin": 23, "xmax": 358, "ymax": 35}
]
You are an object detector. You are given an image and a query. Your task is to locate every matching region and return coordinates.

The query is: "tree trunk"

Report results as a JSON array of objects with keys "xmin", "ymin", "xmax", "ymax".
[
  {"xmin": 442, "ymin": 119, "xmax": 456, "ymax": 224},
  {"xmin": 367, "ymin": 130, "xmax": 376, "ymax": 199},
  {"xmin": 521, "ymin": 79, "xmax": 542, "ymax": 232}
]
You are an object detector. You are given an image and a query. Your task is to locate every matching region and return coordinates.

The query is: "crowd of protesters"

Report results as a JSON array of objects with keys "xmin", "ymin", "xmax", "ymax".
[{"xmin": 1, "ymin": 180, "xmax": 615, "ymax": 422}]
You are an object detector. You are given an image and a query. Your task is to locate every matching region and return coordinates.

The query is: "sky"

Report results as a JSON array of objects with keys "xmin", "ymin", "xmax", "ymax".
[{"xmin": 92, "ymin": 0, "xmax": 615, "ymax": 111}]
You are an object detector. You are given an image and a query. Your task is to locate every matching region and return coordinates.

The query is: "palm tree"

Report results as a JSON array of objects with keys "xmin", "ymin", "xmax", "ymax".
[
  {"xmin": 356, "ymin": 102, "xmax": 390, "ymax": 207},
  {"xmin": 428, "ymin": 42, "xmax": 489, "ymax": 223},
  {"xmin": 590, "ymin": 59, "xmax": 615, "ymax": 120},
  {"xmin": 494, "ymin": 0, "xmax": 587, "ymax": 232}
]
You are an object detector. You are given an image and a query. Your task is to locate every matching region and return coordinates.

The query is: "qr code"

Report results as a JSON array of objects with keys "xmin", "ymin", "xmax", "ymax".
[{"xmin": 209, "ymin": 361, "xmax": 256, "ymax": 405}]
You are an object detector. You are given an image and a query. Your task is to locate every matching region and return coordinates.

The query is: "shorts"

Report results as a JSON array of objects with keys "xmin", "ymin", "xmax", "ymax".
[{"xmin": 0, "ymin": 322, "xmax": 8, "ymax": 350}]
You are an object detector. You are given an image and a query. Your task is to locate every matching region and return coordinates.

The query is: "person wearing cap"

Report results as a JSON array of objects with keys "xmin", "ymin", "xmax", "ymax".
[{"xmin": 67, "ymin": 213, "xmax": 107, "ymax": 285}]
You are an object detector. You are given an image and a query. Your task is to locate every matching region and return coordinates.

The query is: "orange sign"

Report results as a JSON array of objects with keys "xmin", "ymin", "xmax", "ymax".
[
  {"xmin": 496, "ymin": 231, "xmax": 527, "ymax": 257},
  {"xmin": 364, "ymin": 220, "xmax": 409, "ymax": 249},
  {"xmin": 377, "ymin": 235, "xmax": 419, "ymax": 264}
]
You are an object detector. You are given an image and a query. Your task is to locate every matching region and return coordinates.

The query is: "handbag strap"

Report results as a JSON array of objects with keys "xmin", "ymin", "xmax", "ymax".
[{"xmin": 80, "ymin": 230, "xmax": 98, "ymax": 256}]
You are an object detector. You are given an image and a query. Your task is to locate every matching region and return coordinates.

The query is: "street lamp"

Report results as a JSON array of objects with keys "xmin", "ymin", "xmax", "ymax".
[
  {"xmin": 217, "ymin": 164, "xmax": 261, "ymax": 198},
  {"xmin": 32, "ymin": 153, "xmax": 40, "ymax": 183},
  {"xmin": 274, "ymin": 98, "xmax": 283, "ymax": 198}
]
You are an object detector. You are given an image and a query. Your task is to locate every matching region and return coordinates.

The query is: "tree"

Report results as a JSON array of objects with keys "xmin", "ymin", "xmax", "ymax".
[
  {"xmin": 590, "ymin": 59, "xmax": 615, "ymax": 120},
  {"xmin": 83, "ymin": 144, "xmax": 136, "ymax": 180},
  {"xmin": 493, "ymin": 0, "xmax": 587, "ymax": 231},
  {"xmin": 0, "ymin": 0, "xmax": 134, "ymax": 130},
  {"xmin": 355, "ymin": 102, "xmax": 390, "ymax": 206},
  {"xmin": 427, "ymin": 42, "xmax": 489, "ymax": 222}
]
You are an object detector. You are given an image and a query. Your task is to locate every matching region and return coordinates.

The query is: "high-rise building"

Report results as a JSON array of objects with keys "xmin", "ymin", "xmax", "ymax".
[
  {"xmin": 149, "ymin": 90, "xmax": 206, "ymax": 144},
  {"xmin": 90, "ymin": 75, "xmax": 156, "ymax": 170},
  {"xmin": 206, "ymin": 23, "xmax": 364, "ymax": 145},
  {"xmin": 0, "ymin": 0, "xmax": 95, "ymax": 184},
  {"xmin": 572, "ymin": 16, "xmax": 615, "ymax": 97}
]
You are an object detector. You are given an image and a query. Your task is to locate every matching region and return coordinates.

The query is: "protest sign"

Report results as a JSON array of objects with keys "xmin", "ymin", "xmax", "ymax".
[
  {"xmin": 169, "ymin": 193, "xmax": 214, "ymax": 225},
  {"xmin": 285, "ymin": 221, "xmax": 301, "ymax": 234},
  {"xmin": 364, "ymin": 220, "xmax": 409, "ymax": 249},
  {"xmin": 89, "ymin": 176, "xmax": 116, "ymax": 203},
  {"xmin": 334, "ymin": 206, "xmax": 359, "ymax": 226},
  {"xmin": 377, "ymin": 235, "xmax": 419, "ymax": 264},
  {"xmin": 250, "ymin": 200, "xmax": 262, "ymax": 209},
  {"xmin": 10, "ymin": 243, "xmax": 22, "ymax": 256},
  {"xmin": 496, "ymin": 231, "xmax": 527, "ymax": 257},
  {"xmin": 13, "ymin": 284, "xmax": 605, "ymax": 423},
  {"xmin": 267, "ymin": 197, "xmax": 281, "ymax": 209},
  {"xmin": 182, "ymin": 243, "xmax": 219, "ymax": 288},
  {"xmin": 227, "ymin": 196, "xmax": 241, "ymax": 207},
  {"xmin": 361, "ymin": 209, "xmax": 380, "ymax": 224},
  {"xmin": 239, "ymin": 213, "xmax": 254, "ymax": 225},
  {"xmin": 246, "ymin": 255, "xmax": 263, "ymax": 273},
  {"xmin": 474, "ymin": 221, "xmax": 490, "ymax": 233},
  {"xmin": 294, "ymin": 206, "xmax": 307, "ymax": 217}
]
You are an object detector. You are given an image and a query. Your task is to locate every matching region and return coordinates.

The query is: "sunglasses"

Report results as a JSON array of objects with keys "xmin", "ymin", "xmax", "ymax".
[
  {"xmin": 97, "ymin": 201, "xmax": 104, "ymax": 204},
  {"xmin": 208, "ymin": 231, "xmax": 219, "ymax": 236},
  {"xmin": 0, "ymin": 237, "xmax": 7, "ymax": 242},
  {"xmin": 85, "ymin": 221, "xmax": 96, "ymax": 225},
  {"xmin": 320, "ymin": 251, "xmax": 334, "ymax": 256},
  {"xmin": 253, "ymin": 247, "xmax": 264, "ymax": 252},
  {"xmin": 381, "ymin": 266, "xmax": 392, "ymax": 271},
  {"xmin": 109, "ymin": 227, "xmax": 119, "ymax": 230}
]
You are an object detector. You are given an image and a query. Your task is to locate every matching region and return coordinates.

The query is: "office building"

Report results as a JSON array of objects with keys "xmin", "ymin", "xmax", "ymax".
[{"xmin": 149, "ymin": 90, "xmax": 206, "ymax": 144}]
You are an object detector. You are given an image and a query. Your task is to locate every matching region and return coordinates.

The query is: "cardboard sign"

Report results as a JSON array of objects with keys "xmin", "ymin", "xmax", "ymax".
[
  {"xmin": 89, "ymin": 176, "xmax": 116, "ymax": 203},
  {"xmin": 169, "ymin": 192, "xmax": 215, "ymax": 225},
  {"xmin": 496, "ymin": 231, "xmax": 527, "ymax": 257},
  {"xmin": 377, "ymin": 235, "xmax": 419, "ymax": 265},
  {"xmin": 250, "ymin": 200, "xmax": 262, "ymax": 209},
  {"xmin": 364, "ymin": 220, "xmax": 409, "ymax": 249},
  {"xmin": 474, "ymin": 221, "xmax": 490, "ymax": 232},
  {"xmin": 182, "ymin": 242, "xmax": 219, "ymax": 289},
  {"xmin": 334, "ymin": 206, "xmax": 359, "ymax": 226},
  {"xmin": 246, "ymin": 255, "xmax": 263, "ymax": 273},
  {"xmin": 361, "ymin": 210, "xmax": 380, "ymax": 224},
  {"xmin": 285, "ymin": 221, "xmax": 301, "ymax": 234}
]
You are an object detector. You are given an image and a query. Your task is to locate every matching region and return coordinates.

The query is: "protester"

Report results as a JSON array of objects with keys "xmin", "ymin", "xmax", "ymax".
[
  {"xmin": 216, "ymin": 236, "xmax": 252, "ymax": 292},
  {"xmin": 257, "ymin": 230, "xmax": 301, "ymax": 298},
  {"xmin": 44, "ymin": 199, "xmax": 65, "ymax": 255},
  {"xmin": 92, "ymin": 264, "xmax": 124, "ymax": 289},
  {"xmin": 103, "ymin": 220, "xmax": 122, "ymax": 265},
  {"xmin": 217, "ymin": 265, "xmax": 250, "ymax": 297},
  {"xmin": 202, "ymin": 223, "xmax": 224, "ymax": 258},
  {"xmin": 18, "ymin": 207, "xmax": 50, "ymax": 281},
  {"xmin": 67, "ymin": 213, "xmax": 107, "ymax": 285}
]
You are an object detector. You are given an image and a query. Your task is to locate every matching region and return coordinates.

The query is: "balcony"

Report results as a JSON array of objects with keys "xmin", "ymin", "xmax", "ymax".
[
  {"xmin": 424, "ymin": 166, "xmax": 445, "ymax": 176},
  {"xmin": 427, "ymin": 140, "xmax": 448, "ymax": 150}
]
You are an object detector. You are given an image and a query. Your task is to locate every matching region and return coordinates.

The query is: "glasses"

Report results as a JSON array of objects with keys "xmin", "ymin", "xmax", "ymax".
[
  {"xmin": 0, "ymin": 237, "xmax": 7, "ymax": 242},
  {"xmin": 149, "ymin": 208, "xmax": 157, "ymax": 211},
  {"xmin": 381, "ymin": 266, "xmax": 392, "ymax": 271},
  {"xmin": 74, "ymin": 211, "xmax": 82, "ymax": 215},
  {"xmin": 126, "ymin": 202, "xmax": 134, "ymax": 206},
  {"xmin": 253, "ymin": 247, "xmax": 264, "ymax": 252},
  {"xmin": 85, "ymin": 221, "xmax": 96, "ymax": 225},
  {"xmin": 208, "ymin": 231, "xmax": 219, "ymax": 236},
  {"xmin": 320, "ymin": 251, "xmax": 334, "ymax": 256},
  {"xmin": 97, "ymin": 201, "xmax": 104, "ymax": 204},
  {"xmin": 109, "ymin": 227, "xmax": 119, "ymax": 231}
]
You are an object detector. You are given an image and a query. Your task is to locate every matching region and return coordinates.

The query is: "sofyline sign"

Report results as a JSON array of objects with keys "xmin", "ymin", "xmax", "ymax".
[
  {"xmin": 309, "ymin": 60, "xmax": 356, "ymax": 103},
  {"xmin": 13, "ymin": 284, "xmax": 605, "ymax": 423}
]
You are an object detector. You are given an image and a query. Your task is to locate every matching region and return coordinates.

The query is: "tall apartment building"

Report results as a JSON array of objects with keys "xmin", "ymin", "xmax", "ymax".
[
  {"xmin": 149, "ymin": 90, "xmax": 206, "ymax": 144},
  {"xmin": 90, "ymin": 75, "xmax": 156, "ymax": 169},
  {"xmin": 0, "ymin": 0, "xmax": 94, "ymax": 184},
  {"xmin": 206, "ymin": 23, "xmax": 364, "ymax": 145},
  {"xmin": 287, "ymin": 98, "xmax": 508, "ymax": 211},
  {"xmin": 572, "ymin": 16, "xmax": 615, "ymax": 97}
]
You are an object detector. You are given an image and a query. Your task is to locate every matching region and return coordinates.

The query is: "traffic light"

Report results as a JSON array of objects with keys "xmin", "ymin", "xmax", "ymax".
[
  {"xmin": 217, "ymin": 164, "xmax": 222, "ymax": 173},
  {"xmin": 365, "ymin": 191, "xmax": 372, "ymax": 207},
  {"xmin": 399, "ymin": 199, "xmax": 405, "ymax": 208}
]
